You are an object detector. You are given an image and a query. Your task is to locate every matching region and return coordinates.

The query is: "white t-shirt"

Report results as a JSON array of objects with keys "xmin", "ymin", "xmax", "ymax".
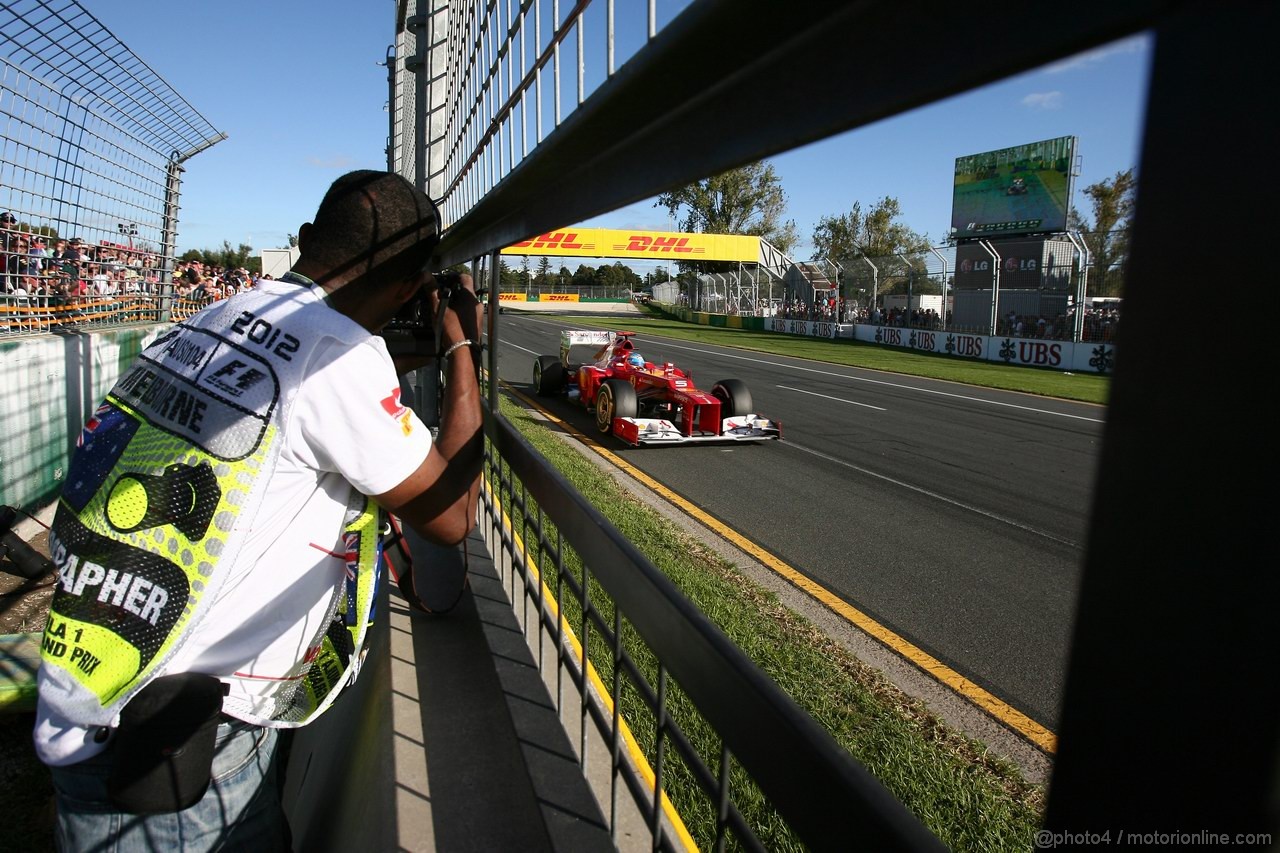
[{"xmin": 35, "ymin": 281, "xmax": 433, "ymax": 765}]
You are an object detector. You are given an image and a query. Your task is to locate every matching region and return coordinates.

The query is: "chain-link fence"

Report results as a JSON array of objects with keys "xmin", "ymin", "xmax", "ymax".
[
  {"xmin": 770, "ymin": 232, "xmax": 1126, "ymax": 343},
  {"xmin": 0, "ymin": 0, "xmax": 224, "ymax": 337}
]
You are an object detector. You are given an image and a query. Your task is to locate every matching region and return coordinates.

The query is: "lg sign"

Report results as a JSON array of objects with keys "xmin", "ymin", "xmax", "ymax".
[{"xmin": 959, "ymin": 259, "xmax": 990, "ymax": 273}]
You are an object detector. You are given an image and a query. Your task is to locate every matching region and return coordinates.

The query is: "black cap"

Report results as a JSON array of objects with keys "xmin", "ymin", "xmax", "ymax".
[{"xmin": 0, "ymin": 212, "xmax": 16, "ymax": 224}]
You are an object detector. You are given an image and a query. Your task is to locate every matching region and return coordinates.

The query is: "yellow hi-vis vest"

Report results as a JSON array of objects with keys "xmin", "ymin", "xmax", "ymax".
[{"xmin": 39, "ymin": 286, "xmax": 381, "ymax": 728}]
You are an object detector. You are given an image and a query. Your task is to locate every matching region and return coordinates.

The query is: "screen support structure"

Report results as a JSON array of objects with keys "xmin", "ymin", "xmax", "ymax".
[
  {"xmin": 1064, "ymin": 231, "xmax": 1090, "ymax": 342},
  {"xmin": 928, "ymin": 246, "xmax": 949, "ymax": 329},
  {"xmin": 977, "ymin": 240, "xmax": 1001, "ymax": 336}
]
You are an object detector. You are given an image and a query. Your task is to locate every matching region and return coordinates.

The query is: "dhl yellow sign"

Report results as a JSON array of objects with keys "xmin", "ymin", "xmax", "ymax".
[
  {"xmin": 502, "ymin": 228, "xmax": 760, "ymax": 263},
  {"xmin": 541, "ymin": 293, "xmax": 579, "ymax": 302},
  {"xmin": 497, "ymin": 293, "xmax": 527, "ymax": 302}
]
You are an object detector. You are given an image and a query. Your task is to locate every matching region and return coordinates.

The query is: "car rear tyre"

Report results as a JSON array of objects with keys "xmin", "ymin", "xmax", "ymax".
[
  {"xmin": 534, "ymin": 355, "xmax": 565, "ymax": 396},
  {"xmin": 595, "ymin": 379, "xmax": 637, "ymax": 434},
  {"xmin": 712, "ymin": 378, "xmax": 752, "ymax": 418}
]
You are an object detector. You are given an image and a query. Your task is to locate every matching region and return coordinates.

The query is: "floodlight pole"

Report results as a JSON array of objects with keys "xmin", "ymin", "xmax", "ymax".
[
  {"xmin": 928, "ymin": 245, "xmax": 948, "ymax": 329},
  {"xmin": 978, "ymin": 240, "xmax": 1002, "ymax": 336}
]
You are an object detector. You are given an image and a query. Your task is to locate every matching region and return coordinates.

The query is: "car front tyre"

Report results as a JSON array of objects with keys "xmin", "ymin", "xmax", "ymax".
[{"xmin": 595, "ymin": 378, "xmax": 637, "ymax": 434}]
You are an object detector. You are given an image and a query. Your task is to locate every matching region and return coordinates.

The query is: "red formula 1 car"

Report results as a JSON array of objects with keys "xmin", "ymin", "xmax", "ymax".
[{"xmin": 532, "ymin": 330, "xmax": 782, "ymax": 447}]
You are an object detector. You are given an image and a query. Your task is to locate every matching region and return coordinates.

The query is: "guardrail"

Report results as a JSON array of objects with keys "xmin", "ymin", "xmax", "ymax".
[
  {"xmin": 479, "ymin": 409, "xmax": 943, "ymax": 850},
  {"xmin": 0, "ymin": 293, "xmax": 212, "ymax": 336}
]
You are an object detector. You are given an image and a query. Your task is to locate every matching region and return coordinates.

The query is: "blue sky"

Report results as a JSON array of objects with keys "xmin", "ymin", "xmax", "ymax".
[{"xmin": 92, "ymin": 1, "xmax": 1151, "ymax": 261}]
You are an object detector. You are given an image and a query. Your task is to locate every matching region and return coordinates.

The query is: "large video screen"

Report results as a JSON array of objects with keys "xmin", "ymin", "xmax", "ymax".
[{"xmin": 951, "ymin": 136, "xmax": 1076, "ymax": 240}]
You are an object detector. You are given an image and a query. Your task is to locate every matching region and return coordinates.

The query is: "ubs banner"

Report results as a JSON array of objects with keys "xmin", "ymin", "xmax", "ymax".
[
  {"xmin": 766, "ymin": 318, "xmax": 849, "ymax": 339},
  {"xmin": 761, "ymin": 315, "xmax": 1116, "ymax": 374},
  {"xmin": 853, "ymin": 325, "xmax": 1116, "ymax": 374}
]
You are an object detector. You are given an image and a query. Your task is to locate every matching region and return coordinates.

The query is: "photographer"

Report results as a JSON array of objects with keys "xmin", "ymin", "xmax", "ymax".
[{"xmin": 33, "ymin": 170, "xmax": 483, "ymax": 850}]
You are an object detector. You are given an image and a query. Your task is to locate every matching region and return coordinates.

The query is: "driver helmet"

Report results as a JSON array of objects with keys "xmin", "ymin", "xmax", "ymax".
[{"xmin": 627, "ymin": 352, "xmax": 646, "ymax": 368}]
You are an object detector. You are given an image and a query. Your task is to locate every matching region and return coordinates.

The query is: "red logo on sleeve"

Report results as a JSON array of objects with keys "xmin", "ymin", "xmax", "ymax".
[{"xmin": 380, "ymin": 388, "xmax": 414, "ymax": 436}]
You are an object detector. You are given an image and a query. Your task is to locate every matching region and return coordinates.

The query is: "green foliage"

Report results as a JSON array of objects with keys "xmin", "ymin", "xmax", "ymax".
[
  {"xmin": 656, "ymin": 160, "xmax": 799, "ymax": 269},
  {"xmin": 568, "ymin": 260, "xmax": 643, "ymax": 290},
  {"xmin": 16, "ymin": 221, "xmax": 60, "ymax": 241},
  {"xmin": 180, "ymin": 240, "xmax": 257, "ymax": 272},
  {"xmin": 811, "ymin": 197, "xmax": 931, "ymax": 294},
  {"xmin": 1068, "ymin": 169, "xmax": 1135, "ymax": 298},
  {"xmin": 498, "ymin": 257, "xmax": 523, "ymax": 290},
  {"xmin": 535, "ymin": 255, "xmax": 553, "ymax": 286}
]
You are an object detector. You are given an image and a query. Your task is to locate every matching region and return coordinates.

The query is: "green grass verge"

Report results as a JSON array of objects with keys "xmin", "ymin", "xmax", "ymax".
[
  {"xmin": 527, "ymin": 308, "xmax": 1110, "ymax": 405},
  {"xmin": 496, "ymin": 396, "xmax": 1043, "ymax": 852}
]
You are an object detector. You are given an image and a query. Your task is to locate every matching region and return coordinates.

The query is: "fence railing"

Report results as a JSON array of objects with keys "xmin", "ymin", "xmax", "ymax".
[
  {"xmin": 480, "ymin": 406, "xmax": 943, "ymax": 851},
  {"xmin": 408, "ymin": 0, "xmax": 1252, "ymax": 847},
  {"xmin": 0, "ymin": 290, "xmax": 213, "ymax": 336}
]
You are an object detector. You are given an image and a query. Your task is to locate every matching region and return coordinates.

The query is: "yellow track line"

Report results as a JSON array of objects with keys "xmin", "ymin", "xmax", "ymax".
[
  {"xmin": 482, "ymin": 479, "xmax": 699, "ymax": 852},
  {"xmin": 502, "ymin": 382, "xmax": 1058, "ymax": 755}
]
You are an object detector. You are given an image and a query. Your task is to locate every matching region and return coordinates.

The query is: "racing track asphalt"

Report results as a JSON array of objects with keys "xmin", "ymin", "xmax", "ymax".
[{"xmin": 488, "ymin": 313, "xmax": 1103, "ymax": 736}]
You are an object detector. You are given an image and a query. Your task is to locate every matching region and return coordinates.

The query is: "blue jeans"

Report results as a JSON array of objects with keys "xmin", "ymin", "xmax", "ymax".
[{"xmin": 50, "ymin": 719, "xmax": 289, "ymax": 852}]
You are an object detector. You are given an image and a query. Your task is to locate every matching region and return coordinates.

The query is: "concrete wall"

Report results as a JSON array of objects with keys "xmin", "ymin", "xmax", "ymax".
[{"xmin": 0, "ymin": 326, "xmax": 169, "ymax": 514}]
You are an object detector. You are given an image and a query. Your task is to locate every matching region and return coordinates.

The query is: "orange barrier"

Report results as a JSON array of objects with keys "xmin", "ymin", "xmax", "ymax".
[{"xmin": 0, "ymin": 294, "xmax": 178, "ymax": 333}]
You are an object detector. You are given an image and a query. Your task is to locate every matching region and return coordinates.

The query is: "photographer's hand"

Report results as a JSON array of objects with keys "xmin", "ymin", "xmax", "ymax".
[
  {"xmin": 374, "ymin": 270, "xmax": 485, "ymax": 546},
  {"xmin": 426, "ymin": 270, "xmax": 483, "ymax": 351}
]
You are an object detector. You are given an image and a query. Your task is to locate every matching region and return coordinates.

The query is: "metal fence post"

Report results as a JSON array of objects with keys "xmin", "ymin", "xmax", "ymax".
[{"xmin": 928, "ymin": 246, "xmax": 948, "ymax": 329}]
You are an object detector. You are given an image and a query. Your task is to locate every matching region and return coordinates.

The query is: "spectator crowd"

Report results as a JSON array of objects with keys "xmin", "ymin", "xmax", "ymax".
[{"xmin": 2, "ymin": 210, "xmax": 271, "ymax": 331}]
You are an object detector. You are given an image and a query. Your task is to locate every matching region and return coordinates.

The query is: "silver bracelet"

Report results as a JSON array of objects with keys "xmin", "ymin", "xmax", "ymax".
[{"xmin": 442, "ymin": 339, "xmax": 478, "ymax": 361}]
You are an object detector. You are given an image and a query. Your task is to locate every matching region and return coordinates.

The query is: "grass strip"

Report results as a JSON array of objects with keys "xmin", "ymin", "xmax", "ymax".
[
  {"xmin": 497, "ymin": 395, "xmax": 1043, "ymax": 852},
  {"xmin": 523, "ymin": 308, "xmax": 1111, "ymax": 405}
]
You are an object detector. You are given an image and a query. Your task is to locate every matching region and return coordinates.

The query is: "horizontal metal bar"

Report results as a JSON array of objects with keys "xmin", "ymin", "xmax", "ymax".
[{"xmin": 434, "ymin": 0, "xmax": 1171, "ymax": 267}]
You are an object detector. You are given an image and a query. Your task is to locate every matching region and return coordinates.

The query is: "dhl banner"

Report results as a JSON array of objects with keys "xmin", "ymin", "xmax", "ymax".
[
  {"xmin": 502, "ymin": 229, "xmax": 761, "ymax": 263},
  {"xmin": 495, "ymin": 293, "xmax": 579, "ymax": 302}
]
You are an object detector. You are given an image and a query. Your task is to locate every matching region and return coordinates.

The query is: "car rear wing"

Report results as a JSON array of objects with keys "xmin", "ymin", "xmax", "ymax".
[{"xmin": 560, "ymin": 330, "xmax": 618, "ymax": 365}]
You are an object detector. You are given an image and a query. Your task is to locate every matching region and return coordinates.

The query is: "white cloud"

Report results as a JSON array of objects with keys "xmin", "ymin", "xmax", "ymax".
[
  {"xmin": 1022, "ymin": 91, "xmax": 1064, "ymax": 110},
  {"xmin": 1043, "ymin": 35, "xmax": 1148, "ymax": 74}
]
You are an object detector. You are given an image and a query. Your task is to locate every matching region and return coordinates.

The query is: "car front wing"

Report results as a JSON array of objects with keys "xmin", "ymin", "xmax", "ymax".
[{"xmin": 611, "ymin": 414, "xmax": 782, "ymax": 447}]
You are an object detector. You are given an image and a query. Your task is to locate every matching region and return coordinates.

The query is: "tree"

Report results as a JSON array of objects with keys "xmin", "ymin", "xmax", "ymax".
[
  {"xmin": 655, "ymin": 160, "xmax": 799, "ymax": 270},
  {"xmin": 1068, "ymin": 169, "xmax": 1136, "ymax": 297},
  {"xmin": 595, "ymin": 261, "xmax": 641, "ymax": 294},
  {"xmin": 810, "ymin": 196, "xmax": 931, "ymax": 298},
  {"xmin": 535, "ymin": 256, "xmax": 552, "ymax": 287},
  {"xmin": 497, "ymin": 258, "xmax": 522, "ymax": 290}
]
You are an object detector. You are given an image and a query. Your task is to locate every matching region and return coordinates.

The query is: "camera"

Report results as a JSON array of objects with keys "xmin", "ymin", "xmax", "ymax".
[{"xmin": 379, "ymin": 270, "xmax": 464, "ymax": 359}]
